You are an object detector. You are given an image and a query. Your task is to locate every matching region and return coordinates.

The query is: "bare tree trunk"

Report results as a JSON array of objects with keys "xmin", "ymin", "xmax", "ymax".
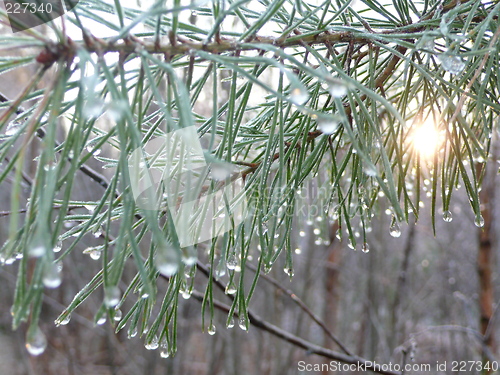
[{"xmin": 476, "ymin": 160, "xmax": 496, "ymax": 368}]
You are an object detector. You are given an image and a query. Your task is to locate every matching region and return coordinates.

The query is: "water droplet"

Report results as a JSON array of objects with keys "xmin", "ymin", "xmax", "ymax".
[
  {"xmin": 96, "ymin": 316, "xmax": 106, "ymax": 325},
  {"xmin": 207, "ymin": 323, "xmax": 216, "ymax": 335},
  {"xmin": 55, "ymin": 314, "xmax": 71, "ymax": 326},
  {"xmin": 5, "ymin": 120, "xmax": 22, "ymax": 136},
  {"xmin": 306, "ymin": 220, "xmax": 313, "ymax": 226},
  {"xmin": 225, "ymin": 281, "xmax": 237, "ymax": 295},
  {"xmin": 364, "ymin": 165, "xmax": 377, "ymax": 177},
  {"xmin": 141, "ymin": 293, "xmax": 149, "ymax": 299},
  {"xmin": 155, "ymin": 244, "xmax": 181, "ymax": 276},
  {"xmin": 294, "ymin": 248, "xmax": 302, "ymax": 255},
  {"xmin": 26, "ymin": 328, "xmax": 47, "ymax": 356},
  {"xmin": 128, "ymin": 326, "xmax": 138, "ymax": 338},
  {"xmin": 86, "ymin": 138, "xmax": 102, "ymax": 156},
  {"xmin": 475, "ymin": 215, "xmax": 485, "ymax": 228},
  {"xmin": 43, "ymin": 262, "xmax": 62, "ymax": 288},
  {"xmin": 299, "ymin": 231, "xmax": 306, "ymax": 237},
  {"xmin": 226, "ymin": 317, "xmax": 235, "ymax": 329},
  {"xmin": 289, "ymin": 86, "xmax": 309, "ymax": 106},
  {"xmin": 313, "ymin": 228, "xmax": 320, "ymax": 235},
  {"xmin": 316, "ymin": 114, "xmax": 340, "ymax": 135},
  {"xmin": 104, "ymin": 285, "xmax": 121, "ymax": 308},
  {"xmin": 238, "ymin": 316, "xmax": 248, "ymax": 331},
  {"xmin": 215, "ymin": 265, "xmax": 226, "ymax": 280},
  {"xmin": 347, "ymin": 240, "xmax": 355, "ymax": 250},
  {"xmin": 181, "ymin": 289, "xmax": 192, "ymax": 299},
  {"xmin": 438, "ymin": 54, "xmax": 466, "ymax": 75},
  {"xmin": 226, "ymin": 253, "xmax": 237, "ymax": 270},
  {"xmin": 361, "ymin": 243, "xmax": 370, "ymax": 253},
  {"xmin": 145, "ymin": 336, "xmax": 159, "ymax": 350},
  {"xmin": 113, "ymin": 309, "xmax": 123, "ymax": 321},
  {"xmin": 89, "ymin": 249, "xmax": 101, "ymax": 260},
  {"xmin": 327, "ymin": 78, "xmax": 348, "ymax": 98},
  {"xmin": 389, "ymin": 219, "xmax": 401, "ymax": 238},
  {"xmin": 93, "ymin": 228, "xmax": 102, "ymax": 238},
  {"xmin": 53, "ymin": 241, "xmax": 62, "ymax": 253},
  {"xmin": 160, "ymin": 349, "xmax": 170, "ymax": 358},
  {"xmin": 443, "ymin": 210, "xmax": 453, "ymax": 222},
  {"xmin": 283, "ymin": 267, "xmax": 294, "ymax": 277}
]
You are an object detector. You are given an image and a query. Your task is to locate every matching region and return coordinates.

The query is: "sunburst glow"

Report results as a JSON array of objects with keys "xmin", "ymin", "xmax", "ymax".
[{"xmin": 412, "ymin": 119, "xmax": 441, "ymax": 159}]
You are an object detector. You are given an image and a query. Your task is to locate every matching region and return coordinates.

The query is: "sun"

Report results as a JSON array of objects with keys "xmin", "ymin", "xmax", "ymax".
[{"xmin": 411, "ymin": 118, "xmax": 441, "ymax": 159}]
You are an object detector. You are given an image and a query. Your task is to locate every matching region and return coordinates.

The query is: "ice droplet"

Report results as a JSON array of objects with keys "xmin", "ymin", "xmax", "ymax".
[
  {"xmin": 155, "ymin": 244, "xmax": 181, "ymax": 276},
  {"xmin": 289, "ymin": 86, "xmax": 309, "ymax": 106},
  {"xmin": 104, "ymin": 285, "xmax": 121, "ymax": 308},
  {"xmin": 443, "ymin": 210, "xmax": 453, "ymax": 222},
  {"xmin": 475, "ymin": 215, "xmax": 485, "ymax": 228},
  {"xmin": 327, "ymin": 78, "xmax": 348, "ymax": 98},
  {"xmin": 42, "ymin": 262, "xmax": 62, "ymax": 289},
  {"xmin": 316, "ymin": 114, "xmax": 340, "ymax": 135},
  {"xmin": 26, "ymin": 328, "xmax": 47, "ymax": 356},
  {"xmin": 438, "ymin": 54, "xmax": 466, "ymax": 75}
]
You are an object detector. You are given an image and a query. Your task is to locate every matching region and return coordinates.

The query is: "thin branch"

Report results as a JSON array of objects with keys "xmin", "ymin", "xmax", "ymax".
[{"xmin": 245, "ymin": 262, "xmax": 353, "ymax": 356}]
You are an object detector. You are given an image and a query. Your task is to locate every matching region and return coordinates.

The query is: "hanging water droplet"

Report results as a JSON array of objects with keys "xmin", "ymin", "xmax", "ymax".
[
  {"xmin": 5, "ymin": 120, "xmax": 22, "ymax": 136},
  {"xmin": 89, "ymin": 249, "xmax": 101, "ymax": 260},
  {"xmin": 86, "ymin": 138, "xmax": 102, "ymax": 156},
  {"xmin": 438, "ymin": 54, "xmax": 466, "ymax": 75},
  {"xmin": 93, "ymin": 228, "xmax": 102, "ymax": 238},
  {"xmin": 226, "ymin": 253, "xmax": 237, "ymax": 270},
  {"xmin": 313, "ymin": 228, "xmax": 321, "ymax": 235},
  {"xmin": 305, "ymin": 219, "xmax": 313, "ymax": 226},
  {"xmin": 155, "ymin": 244, "xmax": 181, "ymax": 276},
  {"xmin": 361, "ymin": 243, "xmax": 370, "ymax": 253},
  {"xmin": 26, "ymin": 328, "xmax": 47, "ymax": 356},
  {"xmin": 316, "ymin": 114, "xmax": 340, "ymax": 135},
  {"xmin": 299, "ymin": 230, "xmax": 306, "ymax": 237},
  {"xmin": 294, "ymin": 248, "xmax": 302, "ymax": 254},
  {"xmin": 443, "ymin": 210, "xmax": 453, "ymax": 222},
  {"xmin": 160, "ymin": 349, "xmax": 170, "ymax": 358},
  {"xmin": 289, "ymin": 85, "xmax": 309, "ymax": 106},
  {"xmin": 128, "ymin": 326, "xmax": 138, "ymax": 338},
  {"xmin": 141, "ymin": 292, "xmax": 149, "ymax": 299},
  {"xmin": 327, "ymin": 78, "xmax": 348, "ymax": 98},
  {"xmin": 226, "ymin": 317, "xmax": 235, "ymax": 329},
  {"xmin": 42, "ymin": 262, "xmax": 62, "ymax": 288},
  {"xmin": 96, "ymin": 315, "xmax": 106, "ymax": 325},
  {"xmin": 238, "ymin": 316, "xmax": 248, "ymax": 331},
  {"xmin": 347, "ymin": 240, "xmax": 355, "ymax": 250},
  {"xmin": 207, "ymin": 323, "xmax": 216, "ymax": 335},
  {"xmin": 104, "ymin": 285, "xmax": 121, "ymax": 308},
  {"xmin": 57, "ymin": 314, "xmax": 71, "ymax": 326},
  {"xmin": 389, "ymin": 219, "xmax": 401, "ymax": 238},
  {"xmin": 145, "ymin": 335, "xmax": 159, "ymax": 350},
  {"xmin": 475, "ymin": 215, "xmax": 485, "ymax": 228},
  {"xmin": 225, "ymin": 281, "xmax": 237, "ymax": 295},
  {"xmin": 182, "ymin": 289, "xmax": 192, "ymax": 299},
  {"xmin": 113, "ymin": 309, "xmax": 123, "ymax": 321},
  {"xmin": 53, "ymin": 241, "xmax": 62, "ymax": 253},
  {"xmin": 283, "ymin": 267, "xmax": 294, "ymax": 277}
]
